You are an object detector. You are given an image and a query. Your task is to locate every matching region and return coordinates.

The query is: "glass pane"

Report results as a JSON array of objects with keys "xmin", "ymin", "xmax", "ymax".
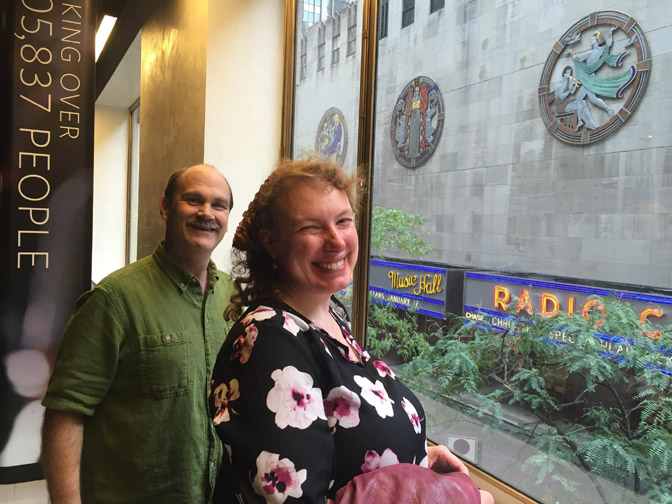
[
  {"xmin": 292, "ymin": 0, "xmax": 362, "ymax": 311},
  {"xmin": 127, "ymin": 104, "xmax": 140, "ymax": 263},
  {"xmin": 368, "ymin": 2, "xmax": 670, "ymax": 503}
]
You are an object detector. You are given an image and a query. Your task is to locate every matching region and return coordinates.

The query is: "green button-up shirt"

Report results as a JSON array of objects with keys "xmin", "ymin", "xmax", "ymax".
[{"xmin": 42, "ymin": 242, "xmax": 235, "ymax": 503}]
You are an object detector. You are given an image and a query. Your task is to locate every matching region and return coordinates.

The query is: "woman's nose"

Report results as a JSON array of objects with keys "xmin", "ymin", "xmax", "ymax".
[{"xmin": 325, "ymin": 228, "xmax": 345, "ymax": 248}]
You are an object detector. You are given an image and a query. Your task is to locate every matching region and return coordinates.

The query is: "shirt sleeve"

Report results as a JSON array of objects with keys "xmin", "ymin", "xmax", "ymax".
[
  {"xmin": 210, "ymin": 305, "xmax": 335, "ymax": 504},
  {"xmin": 42, "ymin": 287, "xmax": 123, "ymax": 416}
]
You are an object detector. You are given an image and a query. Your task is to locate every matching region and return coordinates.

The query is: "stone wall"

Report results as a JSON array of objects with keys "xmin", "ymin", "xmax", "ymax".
[{"xmin": 295, "ymin": 0, "xmax": 672, "ymax": 290}]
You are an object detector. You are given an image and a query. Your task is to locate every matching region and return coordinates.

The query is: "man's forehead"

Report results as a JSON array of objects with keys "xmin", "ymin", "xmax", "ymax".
[{"xmin": 176, "ymin": 166, "xmax": 227, "ymax": 190}]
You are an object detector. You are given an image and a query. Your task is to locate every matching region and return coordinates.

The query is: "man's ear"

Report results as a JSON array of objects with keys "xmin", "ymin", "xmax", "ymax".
[
  {"xmin": 258, "ymin": 228, "xmax": 276, "ymax": 258},
  {"xmin": 159, "ymin": 195, "xmax": 169, "ymax": 221}
]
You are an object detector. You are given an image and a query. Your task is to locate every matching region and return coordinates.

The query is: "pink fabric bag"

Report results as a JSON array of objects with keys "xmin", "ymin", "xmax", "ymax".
[{"xmin": 334, "ymin": 463, "xmax": 481, "ymax": 504}]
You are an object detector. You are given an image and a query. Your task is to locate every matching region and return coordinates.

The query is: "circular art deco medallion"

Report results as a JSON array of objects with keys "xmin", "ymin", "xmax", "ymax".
[
  {"xmin": 315, "ymin": 107, "xmax": 348, "ymax": 166},
  {"xmin": 390, "ymin": 76, "xmax": 444, "ymax": 169},
  {"xmin": 538, "ymin": 11, "xmax": 651, "ymax": 145}
]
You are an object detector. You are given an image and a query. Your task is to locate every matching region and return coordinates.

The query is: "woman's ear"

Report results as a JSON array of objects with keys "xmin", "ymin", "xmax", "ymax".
[{"xmin": 258, "ymin": 228, "xmax": 276, "ymax": 258}]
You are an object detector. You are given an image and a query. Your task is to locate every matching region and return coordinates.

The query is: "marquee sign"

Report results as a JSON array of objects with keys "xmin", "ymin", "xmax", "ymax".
[
  {"xmin": 368, "ymin": 259, "xmax": 448, "ymax": 319},
  {"xmin": 464, "ymin": 272, "xmax": 672, "ymax": 366},
  {"xmin": 538, "ymin": 11, "xmax": 651, "ymax": 145}
]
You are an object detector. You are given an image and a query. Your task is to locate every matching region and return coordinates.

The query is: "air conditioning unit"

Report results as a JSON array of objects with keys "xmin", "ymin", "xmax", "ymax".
[{"xmin": 446, "ymin": 435, "xmax": 479, "ymax": 465}]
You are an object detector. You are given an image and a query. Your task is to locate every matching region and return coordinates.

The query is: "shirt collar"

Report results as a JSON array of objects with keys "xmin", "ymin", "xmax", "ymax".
[{"xmin": 153, "ymin": 241, "xmax": 219, "ymax": 293}]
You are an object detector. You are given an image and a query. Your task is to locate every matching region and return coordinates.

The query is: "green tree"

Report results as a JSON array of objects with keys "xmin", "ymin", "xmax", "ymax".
[
  {"xmin": 360, "ymin": 207, "xmax": 435, "ymax": 360},
  {"xmin": 402, "ymin": 295, "xmax": 672, "ymax": 503}
]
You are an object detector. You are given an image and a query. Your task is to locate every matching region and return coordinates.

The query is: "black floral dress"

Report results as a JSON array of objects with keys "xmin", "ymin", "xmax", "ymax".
[{"xmin": 209, "ymin": 297, "xmax": 428, "ymax": 503}]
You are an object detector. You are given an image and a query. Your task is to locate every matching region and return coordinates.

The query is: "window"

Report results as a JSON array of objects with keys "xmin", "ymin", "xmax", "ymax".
[
  {"xmin": 292, "ymin": 0, "xmax": 361, "ymax": 172},
  {"xmin": 379, "ymin": 0, "xmax": 388, "ymax": 39},
  {"xmin": 299, "ymin": 37, "xmax": 307, "ymax": 80},
  {"xmin": 317, "ymin": 25, "xmax": 325, "ymax": 71},
  {"xmin": 401, "ymin": 0, "xmax": 414, "ymax": 28},
  {"xmin": 331, "ymin": 15, "xmax": 340, "ymax": 65},
  {"xmin": 332, "ymin": 33, "xmax": 340, "ymax": 64},
  {"xmin": 289, "ymin": 1, "xmax": 671, "ymax": 503},
  {"xmin": 126, "ymin": 99, "xmax": 140, "ymax": 263},
  {"xmin": 346, "ymin": 5, "xmax": 357, "ymax": 56},
  {"xmin": 430, "ymin": 0, "xmax": 444, "ymax": 14}
]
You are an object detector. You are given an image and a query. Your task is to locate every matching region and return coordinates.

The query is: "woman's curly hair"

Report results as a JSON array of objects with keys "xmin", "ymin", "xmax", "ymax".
[{"xmin": 225, "ymin": 158, "xmax": 358, "ymax": 320}]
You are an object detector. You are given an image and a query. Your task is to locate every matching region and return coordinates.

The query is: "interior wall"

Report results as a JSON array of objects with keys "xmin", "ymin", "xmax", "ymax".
[
  {"xmin": 92, "ymin": 105, "xmax": 129, "ymax": 283},
  {"xmin": 204, "ymin": 0, "xmax": 285, "ymax": 271},
  {"xmin": 137, "ymin": 0, "xmax": 209, "ymax": 259},
  {"xmin": 3, "ymin": 2, "xmax": 286, "ymax": 500}
]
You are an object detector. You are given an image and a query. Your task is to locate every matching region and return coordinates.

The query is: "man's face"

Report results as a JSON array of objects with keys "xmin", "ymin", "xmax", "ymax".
[{"xmin": 160, "ymin": 165, "xmax": 231, "ymax": 258}]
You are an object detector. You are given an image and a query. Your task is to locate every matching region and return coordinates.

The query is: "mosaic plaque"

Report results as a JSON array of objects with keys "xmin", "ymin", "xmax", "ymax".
[
  {"xmin": 315, "ymin": 107, "xmax": 348, "ymax": 166},
  {"xmin": 390, "ymin": 76, "xmax": 444, "ymax": 169},
  {"xmin": 539, "ymin": 11, "xmax": 651, "ymax": 145}
]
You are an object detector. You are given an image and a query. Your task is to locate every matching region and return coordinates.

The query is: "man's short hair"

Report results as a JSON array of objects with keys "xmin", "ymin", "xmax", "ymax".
[{"xmin": 163, "ymin": 165, "xmax": 234, "ymax": 210}]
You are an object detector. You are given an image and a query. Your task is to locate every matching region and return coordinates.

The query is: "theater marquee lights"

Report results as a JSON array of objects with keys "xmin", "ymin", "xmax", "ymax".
[{"xmin": 465, "ymin": 272, "xmax": 670, "ymax": 340}]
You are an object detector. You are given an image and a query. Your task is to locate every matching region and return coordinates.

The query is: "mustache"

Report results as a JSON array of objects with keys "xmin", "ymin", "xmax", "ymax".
[{"xmin": 187, "ymin": 217, "xmax": 221, "ymax": 231}]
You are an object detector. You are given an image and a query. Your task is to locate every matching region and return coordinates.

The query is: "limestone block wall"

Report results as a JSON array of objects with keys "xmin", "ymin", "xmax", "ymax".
[
  {"xmin": 371, "ymin": 0, "xmax": 672, "ymax": 290},
  {"xmin": 293, "ymin": 2, "xmax": 362, "ymax": 175},
  {"xmin": 294, "ymin": 0, "xmax": 672, "ymax": 291}
]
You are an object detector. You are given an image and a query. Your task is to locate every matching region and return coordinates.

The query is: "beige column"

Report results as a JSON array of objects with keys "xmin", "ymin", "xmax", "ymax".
[{"xmin": 137, "ymin": 0, "xmax": 208, "ymax": 258}]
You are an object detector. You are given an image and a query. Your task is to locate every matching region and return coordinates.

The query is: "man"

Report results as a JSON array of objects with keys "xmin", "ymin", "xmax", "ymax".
[{"xmin": 41, "ymin": 164, "xmax": 235, "ymax": 503}]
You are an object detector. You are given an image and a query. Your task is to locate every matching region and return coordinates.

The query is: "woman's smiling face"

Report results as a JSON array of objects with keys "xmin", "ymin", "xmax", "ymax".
[{"xmin": 260, "ymin": 180, "xmax": 358, "ymax": 302}]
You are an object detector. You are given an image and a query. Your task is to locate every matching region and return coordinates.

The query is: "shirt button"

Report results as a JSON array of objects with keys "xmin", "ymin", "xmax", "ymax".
[
  {"xmin": 163, "ymin": 334, "xmax": 171, "ymax": 341},
  {"xmin": 180, "ymin": 282, "xmax": 186, "ymax": 288}
]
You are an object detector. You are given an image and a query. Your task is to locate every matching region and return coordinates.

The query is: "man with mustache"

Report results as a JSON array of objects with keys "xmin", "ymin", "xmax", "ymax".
[{"xmin": 41, "ymin": 164, "xmax": 235, "ymax": 504}]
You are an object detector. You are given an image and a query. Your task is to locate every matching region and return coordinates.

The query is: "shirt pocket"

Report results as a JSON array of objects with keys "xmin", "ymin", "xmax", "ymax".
[{"xmin": 139, "ymin": 330, "xmax": 192, "ymax": 398}]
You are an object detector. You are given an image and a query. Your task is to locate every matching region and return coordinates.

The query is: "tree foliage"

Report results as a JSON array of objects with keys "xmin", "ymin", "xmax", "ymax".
[
  {"xmin": 401, "ymin": 295, "xmax": 672, "ymax": 502},
  {"xmin": 370, "ymin": 207, "xmax": 435, "ymax": 257}
]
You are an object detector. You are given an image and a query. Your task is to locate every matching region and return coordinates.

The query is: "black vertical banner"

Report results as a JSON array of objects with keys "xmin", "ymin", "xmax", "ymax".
[{"xmin": 0, "ymin": 0, "xmax": 95, "ymax": 483}]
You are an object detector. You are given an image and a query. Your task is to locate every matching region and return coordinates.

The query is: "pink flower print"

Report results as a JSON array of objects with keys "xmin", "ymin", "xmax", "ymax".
[
  {"xmin": 360, "ymin": 448, "xmax": 399, "ymax": 473},
  {"xmin": 267, "ymin": 366, "xmax": 326, "ymax": 429},
  {"xmin": 212, "ymin": 379, "xmax": 240, "ymax": 425},
  {"xmin": 373, "ymin": 360, "xmax": 396, "ymax": 379},
  {"xmin": 401, "ymin": 397, "xmax": 422, "ymax": 434},
  {"xmin": 253, "ymin": 451, "xmax": 307, "ymax": 504},
  {"xmin": 231, "ymin": 325, "xmax": 258, "ymax": 364},
  {"xmin": 282, "ymin": 311, "xmax": 309, "ymax": 335},
  {"xmin": 242, "ymin": 305, "xmax": 276, "ymax": 326},
  {"xmin": 323, "ymin": 386, "xmax": 361, "ymax": 428},
  {"xmin": 353, "ymin": 375, "xmax": 394, "ymax": 419}
]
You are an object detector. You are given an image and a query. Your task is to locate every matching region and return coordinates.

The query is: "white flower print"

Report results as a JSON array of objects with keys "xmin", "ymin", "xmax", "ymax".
[
  {"xmin": 401, "ymin": 397, "xmax": 422, "ymax": 434},
  {"xmin": 282, "ymin": 311, "xmax": 309, "ymax": 335},
  {"xmin": 231, "ymin": 325, "xmax": 258, "ymax": 364},
  {"xmin": 242, "ymin": 305, "xmax": 276, "ymax": 326},
  {"xmin": 267, "ymin": 366, "xmax": 326, "ymax": 429},
  {"xmin": 353, "ymin": 375, "xmax": 394, "ymax": 419},
  {"xmin": 323, "ymin": 386, "xmax": 361, "ymax": 428},
  {"xmin": 212, "ymin": 379, "xmax": 240, "ymax": 425},
  {"xmin": 253, "ymin": 451, "xmax": 307, "ymax": 504},
  {"xmin": 373, "ymin": 360, "xmax": 396, "ymax": 379},
  {"xmin": 360, "ymin": 448, "xmax": 399, "ymax": 473}
]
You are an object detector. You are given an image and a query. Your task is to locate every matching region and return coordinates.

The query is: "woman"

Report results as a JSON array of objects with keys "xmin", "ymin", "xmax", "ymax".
[{"xmin": 209, "ymin": 159, "xmax": 491, "ymax": 503}]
